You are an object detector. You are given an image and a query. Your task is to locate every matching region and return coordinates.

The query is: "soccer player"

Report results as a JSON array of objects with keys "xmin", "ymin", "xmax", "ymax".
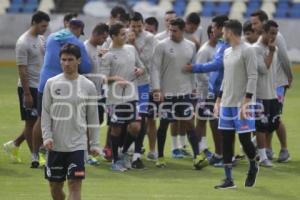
[
  {"xmin": 253, "ymin": 20, "xmax": 281, "ymax": 167},
  {"xmin": 32, "ymin": 19, "xmax": 91, "ymax": 168},
  {"xmin": 100, "ymin": 22, "xmax": 145, "ymax": 171},
  {"xmin": 3, "ymin": 11, "xmax": 50, "ymax": 167},
  {"xmin": 155, "ymin": 10, "xmax": 176, "ymax": 41},
  {"xmin": 128, "ymin": 12, "xmax": 156, "ymax": 167},
  {"xmin": 145, "ymin": 17, "xmax": 159, "ymax": 35},
  {"xmin": 183, "ymin": 15, "xmax": 230, "ymax": 166},
  {"xmin": 243, "ymin": 20, "xmax": 259, "ymax": 44},
  {"xmin": 42, "ymin": 43, "xmax": 100, "ymax": 200},
  {"xmin": 84, "ymin": 23, "xmax": 109, "ymax": 165},
  {"xmin": 213, "ymin": 19, "xmax": 258, "ymax": 189},
  {"xmin": 250, "ymin": 10, "xmax": 293, "ymax": 162},
  {"xmin": 194, "ymin": 25, "xmax": 218, "ymax": 159},
  {"xmin": 184, "ymin": 12, "xmax": 204, "ymax": 50},
  {"xmin": 63, "ymin": 12, "xmax": 78, "ymax": 28},
  {"xmin": 152, "ymin": 18, "xmax": 203, "ymax": 169}
]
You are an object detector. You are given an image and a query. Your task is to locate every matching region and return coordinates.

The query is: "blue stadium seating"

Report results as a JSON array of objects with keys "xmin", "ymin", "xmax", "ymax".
[{"xmin": 6, "ymin": 0, "xmax": 39, "ymax": 13}]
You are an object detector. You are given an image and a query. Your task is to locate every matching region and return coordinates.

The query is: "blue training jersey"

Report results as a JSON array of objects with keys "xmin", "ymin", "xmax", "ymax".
[
  {"xmin": 38, "ymin": 29, "xmax": 91, "ymax": 93},
  {"xmin": 192, "ymin": 39, "xmax": 230, "ymax": 97}
]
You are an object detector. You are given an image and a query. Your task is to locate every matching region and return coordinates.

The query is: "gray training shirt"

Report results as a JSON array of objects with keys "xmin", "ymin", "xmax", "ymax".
[
  {"xmin": 16, "ymin": 30, "xmax": 45, "ymax": 88},
  {"xmin": 253, "ymin": 38, "xmax": 277, "ymax": 100},
  {"xmin": 151, "ymin": 38, "xmax": 196, "ymax": 96},
  {"xmin": 99, "ymin": 44, "xmax": 145, "ymax": 105},
  {"xmin": 41, "ymin": 74, "xmax": 100, "ymax": 152},
  {"xmin": 221, "ymin": 41, "xmax": 257, "ymax": 107}
]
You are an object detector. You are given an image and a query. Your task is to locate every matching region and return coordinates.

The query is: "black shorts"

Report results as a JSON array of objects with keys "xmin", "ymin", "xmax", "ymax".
[
  {"xmin": 147, "ymin": 92, "xmax": 160, "ymax": 119},
  {"xmin": 195, "ymin": 97, "xmax": 216, "ymax": 120},
  {"xmin": 159, "ymin": 95, "xmax": 194, "ymax": 122},
  {"xmin": 255, "ymin": 99, "xmax": 281, "ymax": 133},
  {"xmin": 37, "ymin": 91, "xmax": 43, "ymax": 117},
  {"xmin": 107, "ymin": 101, "xmax": 140, "ymax": 127},
  {"xmin": 18, "ymin": 87, "xmax": 38, "ymax": 120},
  {"xmin": 45, "ymin": 150, "xmax": 85, "ymax": 182},
  {"xmin": 98, "ymin": 98, "xmax": 106, "ymax": 125}
]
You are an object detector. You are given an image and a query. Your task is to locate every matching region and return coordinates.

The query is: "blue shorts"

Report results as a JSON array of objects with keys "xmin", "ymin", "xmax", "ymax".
[
  {"xmin": 276, "ymin": 86, "xmax": 286, "ymax": 114},
  {"xmin": 138, "ymin": 84, "xmax": 150, "ymax": 115},
  {"xmin": 218, "ymin": 107, "xmax": 255, "ymax": 134}
]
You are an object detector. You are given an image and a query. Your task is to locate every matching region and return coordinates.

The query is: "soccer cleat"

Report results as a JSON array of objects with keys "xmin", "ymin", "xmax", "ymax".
[
  {"xmin": 156, "ymin": 157, "xmax": 167, "ymax": 168},
  {"xmin": 103, "ymin": 147, "xmax": 113, "ymax": 161},
  {"xmin": 146, "ymin": 152, "xmax": 157, "ymax": 161},
  {"xmin": 259, "ymin": 159, "xmax": 273, "ymax": 167},
  {"xmin": 121, "ymin": 152, "xmax": 132, "ymax": 169},
  {"xmin": 245, "ymin": 164, "xmax": 259, "ymax": 187},
  {"xmin": 172, "ymin": 148, "xmax": 184, "ymax": 159},
  {"xmin": 209, "ymin": 154, "xmax": 223, "ymax": 165},
  {"xmin": 3, "ymin": 141, "xmax": 22, "ymax": 163},
  {"xmin": 215, "ymin": 178, "xmax": 237, "ymax": 189},
  {"xmin": 132, "ymin": 158, "xmax": 145, "ymax": 169},
  {"xmin": 39, "ymin": 152, "xmax": 46, "ymax": 167},
  {"xmin": 31, "ymin": 153, "xmax": 39, "ymax": 168},
  {"xmin": 112, "ymin": 160, "xmax": 127, "ymax": 172},
  {"xmin": 214, "ymin": 160, "xmax": 224, "ymax": 168},
  {"xmin": 266, "ymin": 148, "xmax": 274, "ymax": 160},
  {"xmin": 203, "ymin": 149, "xmax": 213, "ymax": 160},
  {"xmin": 193, "ymin": 152, "xmax": 208, "ymax": 170},
  {"xmin": 180, "ymin": 147, "xmax": 192, "ymax": 157},
  {"xmin": 235, "ymin": 154, "xmax": 246, "ymax": 161},
  {"xmin": 277, "ymin": 149, "xmax": 291, "ymax": 163},
  {"xmin": 87, "ymin": 155, "xmax": 101, "ymax": 166}
]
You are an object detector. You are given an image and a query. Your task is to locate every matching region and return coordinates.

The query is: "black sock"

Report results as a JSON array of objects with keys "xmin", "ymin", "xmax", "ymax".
[
  {"xmin": 122, "ymin": 133, "xmax": 136, "ymax": 153},
  {"xmin": 239, "ymin": 132, "xmax": 256, "ymax": 160},
  {"xmin": 187, "ymin": 130, "xmax": 199, "ymax": 158},
  {"xmin": 135, "ymin": 116, "xmax": 146, "ymax": 153},
  {"xmin": 111, "ymin": 135, "xmax": 120, "ymax": 163},
  {"xmin": 157, "ymin": 119, "xmax": 169, "ymax": 158}
]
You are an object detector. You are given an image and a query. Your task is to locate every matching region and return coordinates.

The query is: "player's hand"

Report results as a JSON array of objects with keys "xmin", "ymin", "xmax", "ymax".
[
  {"xmin": 90, "ymin": 148, "xmax": 100, "ymax": 157},
  {"xmin": 240, "ymin": 98, "xmax": 251, "ymax": 120},
  {"xmin": 44, "ymin": 139, "xmax": 54, "ymax": 151},
  {"xmin": 182, "ymin": 64, "xmax": 193, "ymax": 73},
  {"xmin": 152, "ymin": 89, "xmax": 163, "ymax": 102},
  {"xmin": 116, "ymin": 80, "xmax": 129, "ymax": 88},
  {"xmin": 23, "ymin": 93, "xmax": 33, "ymax": 109},
  {"xmin": 287, "ymin": 78, "xmax": 293, "ymax": 89},
  {"xmin": 268, "ymin": 40, "xmax": 276, "ymax": 52},
  {"xmin": 213, "ymin": 98, "xmax": 221, "ymax": 118},
  {"xmin": 134, "ymin": 67, "xmax": 144, "ymax": 77},
  {"xmin": 98, "ymin": 48, "xmax": 108, "ymax": 57}
]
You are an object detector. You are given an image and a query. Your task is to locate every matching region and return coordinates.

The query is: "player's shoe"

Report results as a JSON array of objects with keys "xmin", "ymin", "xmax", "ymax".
[
  {"xmin": 31, "ymin": 153, "xmax": 39, "ymax": 168},
  {"xmin": 87, "ymin": 155, "xmax": 101, "ymax": 166},
  {"xmin": 132, "ymin": 158, "xmax": 145, "ymax": 169},
  {"xmin": 112, "ymin": 160, "xmax": 127, "ymax": 172},
  {"xmin": 203, "ymin": 149, "xmax": 213, "ymax": 160},
  {"xmin": 121, "ymin": 152, "xmax": 132, "ymax": 169},
  {"xmin": 209, "ymin": 154, "xmax": 223, "ymax": 165},
  {"xmin": 156, "ymin": 157, "xmax": 167, "ymax": 168},
  {"xmin": 266, "ymin": 148, "xmax": 274, "ymax": 160},
  {"xmin": 3, "ymin": 140, "xmax": 22, "ymax": 163},
  {"xmin": 277, "ymin": 149, "xmax": 291, "ymax": 163},
  {"xmin": 193, "ymin": 152, "xmax": 208, "ymax": 170},
  {"xmin": 39, "ymin": 152, "xmax": 46, "ymax": 167},
  {"xmin": 259, "ymin": 159, "xmax": 273, "ymax": 167},
  {"xmin": 146, "ymin": 152, "xmax": 157, "ymax": 161},
  {"xmin": 215, "ymin": 178, "xmax": 237, "ymax": 189},
  {"xmin": 172, "ymin": 148, "xmax": 184, "ymax": 159},
  {"xmin": 245, "ymin": 163, "xmax": 259, "ymax": 187},
  {"xmin": 180, "ymin": 146, "xmax": 192, "ymax": 157}
]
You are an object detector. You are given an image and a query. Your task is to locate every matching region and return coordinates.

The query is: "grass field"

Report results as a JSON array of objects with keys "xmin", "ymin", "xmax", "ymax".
[{"xmin": 0, "ymin": 66, "xmax": 299, "ymax": 200}]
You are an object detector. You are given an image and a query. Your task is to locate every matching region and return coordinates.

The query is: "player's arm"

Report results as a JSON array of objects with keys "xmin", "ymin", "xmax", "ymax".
[
  {"xmin": 16, "ymin": 42, "xmax": 33, "ymax": 108},
  {"xmin": 134, "ymin": 48, "xmax": 145, "ymax": 77},
  {"xmin": 151, "ymin": 42, "xmax": 164, "ymax": 102},
  {"xmin": 41, "ymin": 80, "xmax": 54, "ymax": 150},
  {"xmin": 87, "ymin": 84, "xmax": 100, "ymax": 156}
]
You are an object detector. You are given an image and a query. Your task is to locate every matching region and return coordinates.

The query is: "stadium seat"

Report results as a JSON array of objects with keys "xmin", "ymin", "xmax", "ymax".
[
  {"xmin": 38, "ymin": 0, "xmax": 55, "ymax": 13},
  {"xmin": 158, "ymin": 0, "xmax": 173, "ymax": 12},
  {"xmin": 174, "ymin": 0, "xmax": 186, "ymax": 16},
  {"xmin": 0, "ymin": 0, "xmax": 10, "ymax": 15},
  {"xmin": 185, "ymin": 0, "xmax": 202, "ymax": 16},
  {"xmin": 147, "ymin": 0, "xmax": 159, "ymax": 5}
]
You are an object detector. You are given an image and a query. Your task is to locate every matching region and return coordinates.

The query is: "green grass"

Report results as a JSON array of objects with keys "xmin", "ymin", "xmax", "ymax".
[{"xmin": 0, "ymin": 67, "xmax": 300, "ymax": 200}]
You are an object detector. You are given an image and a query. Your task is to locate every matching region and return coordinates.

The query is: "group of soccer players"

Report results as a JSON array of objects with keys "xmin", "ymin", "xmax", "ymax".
[{"xmin": 3, "ymin": 5, "xmax": 293, "ymax": 194}]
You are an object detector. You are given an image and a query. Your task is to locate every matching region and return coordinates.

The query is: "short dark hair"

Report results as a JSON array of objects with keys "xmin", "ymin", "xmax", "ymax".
[
  {"xmin": 130, "ymin": 12, "xmax": 144, "ymax": 23},
  {"xmin": 251, "ymin": 10, "xmax": 269, "ymax": 22},
  {"xmin": 262, "ymin": 20, "xmax": 279, "ymax": 32},
  {"xmin": 31, "ymin": 11, "xmax": 50, "ymax": 25},
  {"xmin": 224, "ymin": 19, "xmax": 243, "ymax": 36},
  {"xmin": 145, "ymin": 17, "xmax": 159, "ymax": 31},
  {"xmin": 109, "ymin": 22, "xmax": 125, "ymax": 38},
  {"xmin": 243, "ymin": 20, "xmax": 254, "ymax": 33},
  {"xmin": 207, "ymin": 24, "xmax": 213, "ymax": 39},
  {"xmin": 170, "ymin": 17, "xmax": 185, "ymax": 31},
  {"xmin": 186, "ymin": 12, "xmax": 200, "ymax": 25},
  {"xmin": 63, "ymin": 13, "xmax": 78, "ymax": 23},
  {"xmin": 166, "ymin": 10, "xmax": 176, "ymax": 15},
  {"xmin": 92, "ymin": 23, "xmax": 109, "ymax": 35},
  {"xmin": 111, "ymin": 6, "xmax": 126, "ymax": 18},
  {"xmin": 212, "ymin": 15, "xmax": 229, "ymax": 28},
  {"xmin": 59, "ymin": 43, "xmax": 81, "ymax": 59}
]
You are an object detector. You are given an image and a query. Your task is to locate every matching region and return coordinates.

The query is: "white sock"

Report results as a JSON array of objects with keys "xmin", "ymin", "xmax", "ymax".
[
  {"xmin": 258, "ymin": 148, "xmax": 267, "ymax": 161},
  {"xmin": 214, "ymin": 153, "xmax": 223, "ymax": 159},
  {"xmin": 252, "ymin": 136, "xmax": 257, "ymax": 147},
  {"xmin": 172, "ymin": 136, "xmax": 178, "ymax": 150},
  {"xmin": 132, "ymin": 153, "xmax": 141, "ymax": 162},
  {"xmin": 179, "ymin": 135, "xmax": 186, "ymax": 148},
  {"xmin": 199, "ymin": 137, "xmax": 208, "ymax": 152}
]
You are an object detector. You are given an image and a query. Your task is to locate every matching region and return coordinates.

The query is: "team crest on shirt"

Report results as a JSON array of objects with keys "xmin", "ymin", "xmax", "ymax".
[
  {"xmin": 55, "ymin": 88, "xmax": 61, "ymax": 95},
  {"xmin": 169, "ymin": 48, "xmax": 174, "ymax": 54}
]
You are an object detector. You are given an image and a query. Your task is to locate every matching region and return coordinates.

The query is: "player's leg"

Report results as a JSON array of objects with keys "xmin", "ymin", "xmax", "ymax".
[
  {"xmin": 170, "ymin": 121, "xmax": 182, "ymax": 158},
  {"xmin": 68, "ymin": 180, "xmax": 82, "ymax": 200},
  {"xmin": 49, "ymin": 182, "xmax": 65, "ymax": 200}
]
